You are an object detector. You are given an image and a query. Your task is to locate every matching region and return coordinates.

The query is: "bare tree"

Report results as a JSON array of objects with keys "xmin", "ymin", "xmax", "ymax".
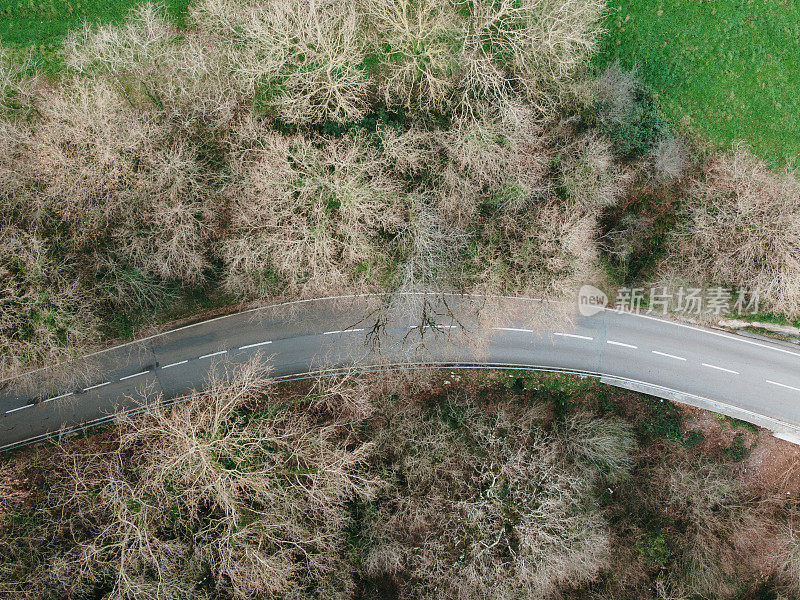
[
  {"xmin": 0, "ymin": 229, "xmax": 99, "ymax": 378},
  {"xmin": 363, "ymin": 392, "xmax": 630, "ymax": 599},
  {"xmin": 560, "ymin": 131, "xmax": 629, "ymax": 211},
  {"xmin": 456, "ymin": 0, "xmax": 604, "ymax": 118},
  {"xmin": 361, "ymin": 0, "xmax": 460, "ymax": 113},
  {"xmin": 663, "ymin": 146, "xmax": 800, "ymax": 317},
  {"xmin": 0, "ymin": 357, "xmax": 379, "ymax": 599},
  {"xmin": 237, "ymin": 0, "xmax": 371, "ymax": 124},
  {"xmin": 223, "ymin": 132, "xmax": 408, "ymax": 298}
]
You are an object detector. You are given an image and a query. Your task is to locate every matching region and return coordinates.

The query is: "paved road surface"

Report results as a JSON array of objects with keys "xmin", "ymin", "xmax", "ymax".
[{"xmin": 3, "ymin": 294, "xmax": 800, "ymax": 451}]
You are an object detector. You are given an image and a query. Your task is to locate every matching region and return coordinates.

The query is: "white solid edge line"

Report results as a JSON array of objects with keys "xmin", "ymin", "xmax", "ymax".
[
  {"xmin": 161, "ymin": 360, "xmax": 188, "ymax": 369},
  {"xmin": 701, "ymin": 363, "xmax": 739, "ymax": 375},
  {"xmin": 238, "ymin": 341, "xmax": 273, "ymax": 350},
  {"xmin": 5, "ymin": 404, "xmax": 31, "ymax": 414},
  {"xmin": 119, "ymin": 370, "xmax": 150, "ymax": 381},
  {"xmin": 607, "ymin": 340, "xmax": 637, "ymax": 349},
  {"xmin": 43, "ymin": 392, "xmax": 74, "ymax": 403},
  {"xmin": 324, "ymin": 328, "xmax": 366, "ymax": 335},
  {"xmin": 652, "ymin": 350, "xmax": 687, "ymax": 361},
  {"xmin": 554, "ymin": 332, "xmax": 593, "ymax": 340},
  {"xmin": 493, "ymin": 327, "xmax": 535, "ymax": 334},
  {"xmin": 83, "ymin": 382, "xmax": 110, "ymax": 391},
  {"xmin": 199, "ymin": 350, "xmax": 227, "ymax": 360},
  {"xmin": 766, "ymin": 379, "xmax": 800, "ymax": 393}
]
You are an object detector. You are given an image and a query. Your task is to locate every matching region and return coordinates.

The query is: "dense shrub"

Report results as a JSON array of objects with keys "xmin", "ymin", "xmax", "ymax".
[
  {"xmin": 222, "ymin": 131, "xmax": 407, "ymax": 297},
  {"xmin": 0, "ymin": 229, "xmax": 99, "ymax": 373},
  {"xmin": 362, "ymin": 394, "xmax": 633, "ymax": 599},
  {"xmin": 663, "ymin": 147, "xmax": 800, "ymax": 317},
  {"xmin": 0, "ymin": 359, "xmax": 378, "ymax": 599},
  {"xmin": 0, "ymin": 0, "xmax": 677, "ymax": 376},
  {"xmin": 581, "ymin": 63, "xmax": 669, "ymax": 159}
]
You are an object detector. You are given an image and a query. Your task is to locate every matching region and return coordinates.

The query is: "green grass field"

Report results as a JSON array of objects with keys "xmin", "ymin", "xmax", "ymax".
[
  {"xmin": 0, "ymin": 0, "xmax": 188, "ymax": 70},
  {"xmin": 597, "ymin": 0, "xmax": 800, "ymax": 168}
]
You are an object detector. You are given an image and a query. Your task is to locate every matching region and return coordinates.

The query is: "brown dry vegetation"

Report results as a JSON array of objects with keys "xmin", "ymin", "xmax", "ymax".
[
  {"xmin": 0, "ymin": 0, "xmax": 615, "ymax": 377},
  {"xmin": 2, "ymin": 365, "xmax": 800, "ymax": 599},
  {"xmin": 3, "ymin": 0, "xmax": 795, "ymax": 377},
  {"xmin": 662, "ymin": 147, "xmax": 800, "ymax": 317}
]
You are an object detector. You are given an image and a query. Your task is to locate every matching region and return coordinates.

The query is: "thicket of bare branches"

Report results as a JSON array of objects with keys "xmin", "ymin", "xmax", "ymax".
[
  {"xmin": 647, "ymin": 460, "xmax": 742, "ymax": 599},
  {"xmin": 473, "ymin": 201, "xmax": 601, "ymax": 298},
  {"xmin": 0, "ymin": 358, "xmax": 378, "ymax": 599},
  {"xmin": 66, "ymin": 3, "xmax": 252, "ymax": 130},
  {"xmin": 362, "ymin": 394, "xmax": 633, "ymax": 599},
  {"xmin": 190, "ymin": 0, "xmax": 603, "ymax": 121},
  {"xmin": 437, "ymin": 109, "xmax": 553, "ymax": 221},
  {"xmin": 236, "ymin": 0, "xmax": 371, "ymax": 124},
  {"xmin": 0, "ymin": 0, "xmax": 620, "ymax": 374},
  {"xmin": 0, "ymin": 46, "xmax": 37, "ymax": 117},
  {"xmin": 663, "ymin": 147, "xmax": 800, "ymax": 316},
  {"xmin": 560, "ymin": 131, "xmax": 629, "ymax": 210},
  {"xmin": 362, "ymin": 0, "xmax": 460, "ymax": 114},
  {"xmin": 3, "ymin": 76, "xmax": 214, "ymax": 289},
  {"xmin": 456, "ymin": 0, "xmax": 604, "ymax": 117},
  {"xmin": 222, "ymin": 131, "xmax": 407, "ymax": 297},
  {"xmin": 0, "ymin": 228, "xmax": 100, "ymax": 374}
]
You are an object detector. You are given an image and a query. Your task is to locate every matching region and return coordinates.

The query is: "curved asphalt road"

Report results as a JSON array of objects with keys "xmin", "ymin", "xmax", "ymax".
[{"xmin": 3, "ymin": 294, "xmax": 800, "ymax": 451}]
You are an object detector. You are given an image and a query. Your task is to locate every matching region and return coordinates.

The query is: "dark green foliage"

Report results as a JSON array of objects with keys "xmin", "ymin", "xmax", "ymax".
[
  {"xmin": 598, "ymin": 183, "xmax": 681, "ymax": 285},
  {"xmin": 637, "ymin": 530, "xmax": 671, "ymax": 568},
  {"xmin": 597, "ymin": 78, "xmax": 668, "ymax": 159},
  {"xmin": 723, "ymin": 432, "xmax": 750, "ymax": 462},
  {"xmin": 635, "ymin": 395, "xmax": 683, "ymax": 443}
]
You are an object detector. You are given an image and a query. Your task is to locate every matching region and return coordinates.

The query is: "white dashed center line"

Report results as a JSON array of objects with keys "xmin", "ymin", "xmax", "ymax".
[
  {"xmin": 607, "ymin": 340, "xmax": 638, "ymax": 349},
  {"xmin": 323, "ymin": 330, "xmax": 344, "ymax": 335},
  {"xmin": 554, "ymin": 332, "xmax": 594, "ymax": 341},
  {"xmin": 493, "ymin": 327, "xmax": 535, "ymax": 334},
  {"xmin": 238, "ymin": 340, "xmax": 273, "ymax": 350},
  {"xmin": 701, "ymin": 363, "xmax": 739, "ymax": 375},
  {"xmin": 83, "ymin": 382, "xmax": 111, "ymax": 392},
  {"xmin": 161, "ymin": 360, "xmax": 188, "ymax": 370},
  {"xmin": 651, "ymin": 350, "xmax": 686, "ymax": 361},
  {"xmin": 766, "ymin": 379, "xmax": 800, "ymax": 393},
  {"xmin": 119, "ymin": 370, "xmax": 150, "ymax": 381},
  {"xmin": 5, "ymin": 404, "xmax": 30, "ymax": 414},
  {"xmin": 199, "ymin": 350, "xmax": 227, "ymax": 360},
  {"xmin": 43, "ymin": 392, "xmax": 73, "ymax": 403}
]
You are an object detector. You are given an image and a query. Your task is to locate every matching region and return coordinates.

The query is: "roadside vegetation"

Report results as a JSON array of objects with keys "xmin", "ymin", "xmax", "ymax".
[
  {"xmin": 0, "ymin": 0, "xmax": 611, "ymax": 375},
  {"xmin": 2, "ymin": 0, "xmax": 799, "ymax": 376},
  {"xmin": 2, "ymin": 362, "xmax": 800, "ymax": 599}
]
